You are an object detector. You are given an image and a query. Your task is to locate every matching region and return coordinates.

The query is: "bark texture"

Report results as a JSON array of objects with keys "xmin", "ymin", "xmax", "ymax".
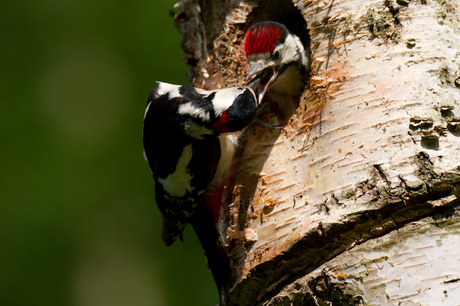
[{"xmin": 173, "ymin": 0, "xmax": 460, "ymax": 305}]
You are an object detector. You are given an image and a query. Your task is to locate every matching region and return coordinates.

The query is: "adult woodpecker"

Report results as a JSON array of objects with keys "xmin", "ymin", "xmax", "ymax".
[
  {"xmin": 244, "ymin": 21, "xmax": 310, "ymax": 102},
  {"xmin": 142, "ymin": 79, "xmax": 259, "ymax": 305}
]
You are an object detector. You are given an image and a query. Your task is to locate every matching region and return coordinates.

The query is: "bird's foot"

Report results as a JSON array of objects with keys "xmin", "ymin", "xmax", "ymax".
[{"xmin": 253, "ymin": 101, "xmax": 283, "ymax": 130}]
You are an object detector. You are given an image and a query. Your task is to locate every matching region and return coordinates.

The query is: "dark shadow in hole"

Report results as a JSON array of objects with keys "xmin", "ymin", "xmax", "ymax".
[
  {"xmin": 441, "ymin": 109, "xmax": 455, "ymax": 117},
  {"xmin": 421, "ymin": 137, "xmax": 439, "ymax": 150},
  {"xmin": 449, "ymin": 129, "xmax": 460, "ymax": 137},
  {"xmin": 409, "ymin": 122, "xmax": 434, "ymax": 131}
]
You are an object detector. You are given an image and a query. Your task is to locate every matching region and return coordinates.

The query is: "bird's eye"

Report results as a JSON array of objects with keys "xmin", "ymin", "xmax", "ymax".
[
  {"xmin": 237, "ymin": 87, "xmax": 244, "ymax": 92},
  {"xmin": 272, "ymin": 50, "xmax": 280, "ymax": 60}
]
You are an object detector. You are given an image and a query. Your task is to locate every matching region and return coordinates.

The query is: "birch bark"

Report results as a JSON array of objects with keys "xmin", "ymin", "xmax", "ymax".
[{"xmin": 173, "ymin": 0, "xmax": 460, "ymax": 304}]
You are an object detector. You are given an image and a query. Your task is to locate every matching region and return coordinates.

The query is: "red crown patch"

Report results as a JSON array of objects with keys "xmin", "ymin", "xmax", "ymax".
[{"xmin": 244, "ymin": 23, "xmax": 283, "ymax": 56}]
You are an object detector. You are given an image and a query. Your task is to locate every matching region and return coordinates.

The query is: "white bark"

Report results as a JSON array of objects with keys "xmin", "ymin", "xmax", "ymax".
[{"xmin": 173, "ymin": 0, "xmax": 460, "ymax": 304}]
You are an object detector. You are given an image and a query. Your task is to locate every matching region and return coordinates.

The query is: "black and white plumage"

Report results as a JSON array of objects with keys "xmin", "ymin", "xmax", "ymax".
[
  {"xmin": 143, "ymin": 81, "xmax": 259, "ymax": 305},
  {"xmin": 244, "ymin": 21, "xmax": 310, "ymax": 101},
  {"xmin": 143, "ymin": 82, "xmax": 259, "ymax": 246}
]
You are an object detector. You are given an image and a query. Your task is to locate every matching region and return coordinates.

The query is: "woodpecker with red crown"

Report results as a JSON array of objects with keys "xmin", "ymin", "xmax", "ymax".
[
  {"xmin": 143, "ymin": 78, "xmax": 260, "ymax": 305},
  {"xmin": 244, "ymin": 21, "xmax": 310, "ymax": 102}
]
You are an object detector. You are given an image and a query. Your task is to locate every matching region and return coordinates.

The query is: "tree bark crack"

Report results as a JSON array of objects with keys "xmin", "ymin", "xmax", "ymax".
[{"xmin": 229, "ymin": 157, "xmax": 460, "ymax": 305}]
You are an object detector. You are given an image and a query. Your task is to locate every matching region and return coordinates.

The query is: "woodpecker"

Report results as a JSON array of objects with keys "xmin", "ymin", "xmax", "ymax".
[
  {"xmin": 143, "ymin": 79, "xmax": 260, "ymax": 305},
  {"xmin": 244, "ymin": 21, "xmax": 310, "ymax": 102}
]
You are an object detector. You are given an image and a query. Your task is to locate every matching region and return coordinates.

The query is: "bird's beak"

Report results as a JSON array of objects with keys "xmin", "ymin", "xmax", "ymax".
[
  {"xmin": 244, "ymin": 74, "xmax": 261, "ymax": 104},
  {"xmin": 246, "ymin": 75, "xmax": 261, "ymax": 92},
  {"xmin": 246, "ymin": 63, "xmax": 264, "ymax": 81},
  {"xmin": 245, "ymin": 65, "xmax": 276, "ymax": 103}
]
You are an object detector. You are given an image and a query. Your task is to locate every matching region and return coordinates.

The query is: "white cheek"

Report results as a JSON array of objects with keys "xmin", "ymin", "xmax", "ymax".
[
  {"xmin": 211, "ymin": 88, "xmax": 238, "ymax": 116},
  {"xmin": 280, "ymin": 35, "xmax": 301, "ymax": 64}
]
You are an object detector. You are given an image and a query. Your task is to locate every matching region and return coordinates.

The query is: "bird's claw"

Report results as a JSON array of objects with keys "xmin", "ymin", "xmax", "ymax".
[
  {"xmin": 253, "ymin": 118, "xmax": 283, "ymax": 130},
  {"xmin": 253, "ymin": 101, "xmax": 282, "ymax": 130}
]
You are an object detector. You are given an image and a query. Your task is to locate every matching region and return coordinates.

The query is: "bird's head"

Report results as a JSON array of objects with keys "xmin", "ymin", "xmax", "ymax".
[{"xmin": 244, "ymin": 21, "xmax": 307, "ymax": 101}]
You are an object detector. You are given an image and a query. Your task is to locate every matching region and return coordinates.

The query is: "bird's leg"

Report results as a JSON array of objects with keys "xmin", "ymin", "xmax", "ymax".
[{"xmin": 253, "ymin": 101, "xmax": 283, "ymax": 130}]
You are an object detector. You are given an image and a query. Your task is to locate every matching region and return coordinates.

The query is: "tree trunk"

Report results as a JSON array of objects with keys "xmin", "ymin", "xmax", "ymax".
[{"xmin": 173, "ymin": 0, "xmax": 460, "ymax": 305}]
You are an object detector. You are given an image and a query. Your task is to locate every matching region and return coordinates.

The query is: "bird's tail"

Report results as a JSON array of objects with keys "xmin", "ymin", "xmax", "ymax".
[
  {"xmin": 161, "ymin": 215, "xmax": 185, "ymax": 247},
  {"xmin": 190, "ymin": 195, "xmax": 231, "ymax": 306}
]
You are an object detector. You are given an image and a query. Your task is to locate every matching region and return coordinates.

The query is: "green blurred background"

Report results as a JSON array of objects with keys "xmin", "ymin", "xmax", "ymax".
[{"xmin": 1, "ymin": 1, "xmax": 219, "ymax": 305}]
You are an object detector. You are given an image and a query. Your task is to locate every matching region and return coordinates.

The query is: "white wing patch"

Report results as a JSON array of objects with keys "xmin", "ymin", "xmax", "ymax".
[
  {"xmin": 158, "ymin": 144, "xmax": 194, "ymax": 197},
  {"xmin": 178, "ymin": 102, "xmax": 211, "ymax": 122}
]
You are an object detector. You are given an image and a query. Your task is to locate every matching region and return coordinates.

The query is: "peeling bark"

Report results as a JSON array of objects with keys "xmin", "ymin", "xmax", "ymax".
[{"xmin": 172, "ymin": 0, "xmax": 460, "ymax": 304}]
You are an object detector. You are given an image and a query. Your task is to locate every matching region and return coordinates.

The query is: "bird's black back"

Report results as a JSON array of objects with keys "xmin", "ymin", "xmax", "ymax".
[{"xmin": 143, "ymin": 85, "xmax": 222, "ymax": 245}]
